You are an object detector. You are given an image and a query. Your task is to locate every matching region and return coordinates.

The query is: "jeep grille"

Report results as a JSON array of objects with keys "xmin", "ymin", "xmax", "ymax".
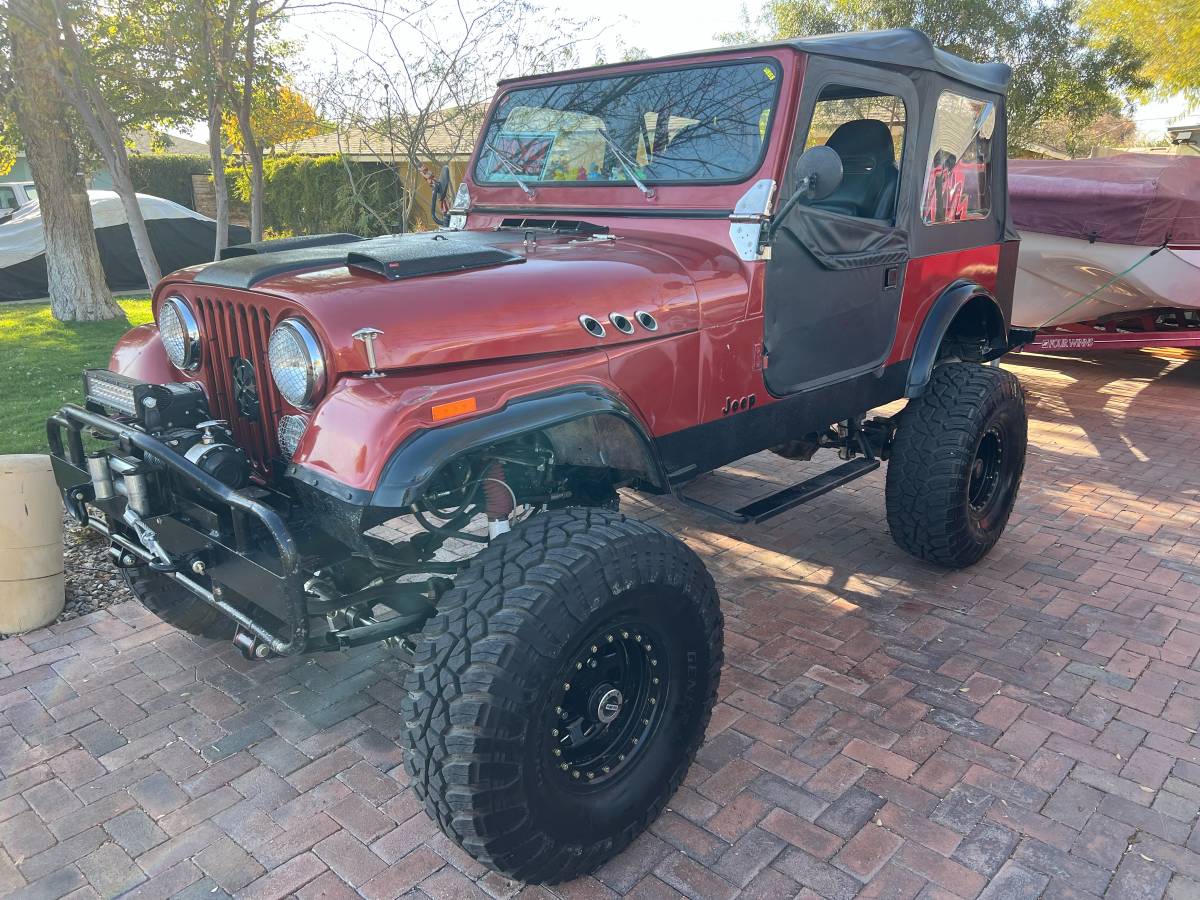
[{"xmin": 193, "ymin": 296, "xmax": 282, "ymax": 472}]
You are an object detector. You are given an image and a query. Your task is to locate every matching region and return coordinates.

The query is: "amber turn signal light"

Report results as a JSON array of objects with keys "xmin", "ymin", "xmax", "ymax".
[{"xmin": 431, "ymin": 397, "xmax": 478, "ymax": 421}]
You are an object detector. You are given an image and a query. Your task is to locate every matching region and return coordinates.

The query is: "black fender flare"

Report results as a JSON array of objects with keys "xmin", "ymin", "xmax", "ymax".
[
  {"xmin": 367, "ymin": 385, "xmax": 669, "ymax": 512},
  {"xmin": 904, "ymin": 280, "xmax": 1006, "ymax": 397}
]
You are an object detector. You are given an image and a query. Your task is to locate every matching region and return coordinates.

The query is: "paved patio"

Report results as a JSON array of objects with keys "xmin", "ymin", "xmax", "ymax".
[{"xmin": 3, "ymin": 348, "xmax": 1200, "ymax": 899}]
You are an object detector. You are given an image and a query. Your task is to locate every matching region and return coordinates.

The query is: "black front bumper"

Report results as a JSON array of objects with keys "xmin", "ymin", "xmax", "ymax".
[{"xmin": 47, "ymin": 403, "xmax": 309, "ymax": 655}]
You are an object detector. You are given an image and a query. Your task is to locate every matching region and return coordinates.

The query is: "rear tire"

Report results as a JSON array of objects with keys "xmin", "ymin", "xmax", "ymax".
[
  {"xmin": 121, "ymin": 565, "xmax": 233, "ymax": 640},
  {"xmin": 400, "ymin": 507, "xmax": 722, "ymax": 883},
  {"xmin": 886, "ymin": 362, "xmax": 1026, "ymax": 568}
]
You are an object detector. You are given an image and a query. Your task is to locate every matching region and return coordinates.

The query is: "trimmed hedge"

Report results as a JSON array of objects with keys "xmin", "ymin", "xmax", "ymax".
[
  {"xmin": 128, "ymin": 155, "xmax": 212, "ymax": 209},
  {"xmin": 227, "ymin": 154, "xmax": 406, "ymax": 237}
]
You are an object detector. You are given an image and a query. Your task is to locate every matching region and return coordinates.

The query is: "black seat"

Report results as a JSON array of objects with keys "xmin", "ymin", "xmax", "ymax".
[{"xmin": 811, "ymin": 119, "xmax": 899, "ymax": 220}]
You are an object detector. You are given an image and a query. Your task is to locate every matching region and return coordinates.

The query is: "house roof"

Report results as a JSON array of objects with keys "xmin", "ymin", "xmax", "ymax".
[
  {"xmin": 9, "ymin": 129, "xmax": 209, "ymax": 161},
  {"xmin": 282, "ymin": 111, "xmax": 480, "ymax": 161},
  {"xmin": 127, "ymin": 129, "xmax": 210, "ymax": 156}
]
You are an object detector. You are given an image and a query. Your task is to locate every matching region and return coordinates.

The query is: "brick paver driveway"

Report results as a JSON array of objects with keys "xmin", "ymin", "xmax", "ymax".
[{"xmin": 3, "ymin": 349, "xmax": 1200, "ymax": 899}]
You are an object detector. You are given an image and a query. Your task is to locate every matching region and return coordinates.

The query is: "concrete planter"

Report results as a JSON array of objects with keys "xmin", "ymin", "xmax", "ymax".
[{"xmin": 0, "ymin": 454, "xmax": 64, "ymax": 633}]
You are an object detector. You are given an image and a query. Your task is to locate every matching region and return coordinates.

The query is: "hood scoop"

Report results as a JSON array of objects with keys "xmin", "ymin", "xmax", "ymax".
[
  {"xmin": 346, "ymin": 234, "xmax": 523, "ymax": 281},
  {"xmin": 192, "ymin": 232, "xmax": 523, "ymax": 289}
]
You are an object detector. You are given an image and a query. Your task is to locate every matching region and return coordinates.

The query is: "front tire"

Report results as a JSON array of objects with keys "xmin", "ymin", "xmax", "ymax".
[
  {"xmin": 886, "ymin": 362, "xmax": 1027, "ymax": 568},
  {"xmin": 400, "ymin": 508, "xmax": 722, "ymax": 883}
]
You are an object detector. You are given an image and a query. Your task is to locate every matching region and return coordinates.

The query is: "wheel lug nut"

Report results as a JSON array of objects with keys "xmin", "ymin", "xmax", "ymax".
[
  {"xmin": 651, "ymin": 659, "xmax": 658, "ymax": 667},
  {"xmin": 551, "ymin": 729, "xmax": 559, "ymax": 737},
  {"xmin": 591, "ymin": 645, "xmax": 598, "ymax": 653},
  {"xmin": 564, "ymin": 682, "xmax": 571, "ymax": 690},
  {"xmin": 588, "ymin": 660, "xmax": 597, "ymax": 668},
  {"xmin": 607, "ymin": 634, "xmax": 614, "ymax": 642},
  {"xmin": 553, "ymin": 748, "xmax": 561, "ymax": 756},
  {"xmin": 555, "ymin": 706, "xmax": 563, "ymax": 714},
  {"xmin": 602, "ymin": 765, "xmax": 610, "ymax": 773},
  {"xmin": 618, "ymin": 754, "xmax": 625, "ymax": 761},
  {"xmin": 643, "ymin": 718, "xmax": 650, "ymax": 725},
  {"xmin": 586, "ymin": 772, "xmax": 595, "ymax": 779},
  {"xmin": 575, "ymin": 662, "xmax": 582, "ymax": 670},
  {"xmin": 652, "ymin": 677, "xmax": 660, "ymax": 685},
  {"xmin": 644, "ymin": 644, "xmax": 652, "ymax": 652},
  {"xmin": 560, "ymin": 763, "xmax": 569, "ymax": 771},
  {"xmin": 632, "ymin": 737, "xmax": 639, "ymax": 745},
  {"xmin": 635, "ymin": 634, "xmax": 642, "ymax": 642},
  {"xmin": 648, "ymin": 697, "xmax": 656, "ymax": 705},
  {"xmin": 621, "ymin": 631, "xmax": 629, "ymax": 639},
  {"xmin": 572, "ymin": 770, "xmax": 580, "ymax": 779}
]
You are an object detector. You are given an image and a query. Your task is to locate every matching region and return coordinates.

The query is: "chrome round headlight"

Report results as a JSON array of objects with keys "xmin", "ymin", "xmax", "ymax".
[
  {"xmin": 268, "ymin": 319, "xmax": 325, "ymax": 409},
  {"xmin": 159, "ymin": 296, "xmax": 201, "ymax": 371}
]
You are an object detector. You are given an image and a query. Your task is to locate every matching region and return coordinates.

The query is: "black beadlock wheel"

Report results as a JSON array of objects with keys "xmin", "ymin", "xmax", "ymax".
[
  {"xmin": 886, "ymin": 362, "xmax": 1027, "ymax": 568},
  {"xmin": 121, "ymin": 565, "xmax": 233, "ymax": 640},
  {"xmin": 399, "ymin": 507, "xmax": 723, "ymax": 884}
]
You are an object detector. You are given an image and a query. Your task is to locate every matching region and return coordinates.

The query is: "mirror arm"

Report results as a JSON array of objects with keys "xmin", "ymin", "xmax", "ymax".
[
  {"xmin": 431, "ymin": 194, "xmax": 450, "ymax": 228},
  {"xmin": 766, "ymin": 187, "xmax": 808, "ymax": 242}
]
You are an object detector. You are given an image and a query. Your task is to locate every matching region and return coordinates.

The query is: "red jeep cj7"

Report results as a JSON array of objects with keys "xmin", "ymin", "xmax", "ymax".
[{"xmin": 49, "ymin": 29, "xmax": 1027, "ymax": 882}]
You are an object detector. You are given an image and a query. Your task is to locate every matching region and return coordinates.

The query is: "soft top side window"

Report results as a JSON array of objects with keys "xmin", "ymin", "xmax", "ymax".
[
  {"xmin": 922, "ymin": 91, "xmax": 996, "ymax": 225},
  {"xmin": 802, "ymin": 84, "xmax": 907, "ymax": 222}
]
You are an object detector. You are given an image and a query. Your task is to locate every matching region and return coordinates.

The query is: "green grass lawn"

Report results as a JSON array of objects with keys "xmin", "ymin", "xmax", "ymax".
[{"xmin": 0, "ymin": 299, "xmax": 154, "ymax": 455}]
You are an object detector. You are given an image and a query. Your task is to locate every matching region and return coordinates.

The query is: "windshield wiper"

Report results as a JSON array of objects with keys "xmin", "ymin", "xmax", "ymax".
[
  {"xmin": 596, "ymin": 129, "xmax": 655, "ymax": 199},
  {"xmin": 484, "ymin": 142, "xmax": 536, "ymax": 199}
]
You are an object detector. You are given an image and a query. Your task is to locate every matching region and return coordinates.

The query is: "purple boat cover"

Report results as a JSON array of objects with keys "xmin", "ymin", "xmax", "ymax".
[{"xmin": 1009, "ymin": 153, "xmax": 1200, "ymax": 246}]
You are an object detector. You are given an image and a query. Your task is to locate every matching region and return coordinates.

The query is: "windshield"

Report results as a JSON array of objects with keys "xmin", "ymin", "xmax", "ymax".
[{"xmin": 475, "ymin": 60, "xmax": 781, "ymax": 187}]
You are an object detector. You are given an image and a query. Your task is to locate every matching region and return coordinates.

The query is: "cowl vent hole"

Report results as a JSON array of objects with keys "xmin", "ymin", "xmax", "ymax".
[
  {"xmin": 609, "ymin": 313, "xmax": 634, "ymax": 334},
  {"xmin": 579, "ymin": 315, "xmax": 606, "ymax": 338},
  {"xmin": 635, "ymin": 311, "xmax": 658, "ymax": 331}
]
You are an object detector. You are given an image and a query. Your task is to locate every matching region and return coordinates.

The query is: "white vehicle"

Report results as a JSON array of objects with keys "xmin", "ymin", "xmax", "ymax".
[{"xmin": 0, "ymin": 182, "xmax": 37, "ymax": 221}]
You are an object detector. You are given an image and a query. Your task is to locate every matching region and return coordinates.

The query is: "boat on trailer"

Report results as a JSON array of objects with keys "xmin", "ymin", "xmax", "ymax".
[{"xmin": 1009, "ymin": 153, "xmax": 1200, "ymax": 351}]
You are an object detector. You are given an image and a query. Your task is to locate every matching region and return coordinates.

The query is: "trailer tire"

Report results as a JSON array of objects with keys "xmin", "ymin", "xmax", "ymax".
[
  {"xmin": 400, "ymin": 507, "xmax": 722, "ymax": 883},
  {"xmin": 886, "ymin": 362, "xmax": 1026, "ymax": 568},
  {"xmin": 122, "ymin": 565, "xmax": 233, "ymax": 640}
]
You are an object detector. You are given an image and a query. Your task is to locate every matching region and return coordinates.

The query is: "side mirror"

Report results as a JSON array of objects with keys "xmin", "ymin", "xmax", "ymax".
[
  {"xmin": 431, "ymin": 164, "xmax": 452, "ymax": 227},
  {"xmin": 764, "ymin": 145, "xmax": 846, "ymax": 243},
  {"xmin": 794, "ymin": 145, "xmax": 843, "ymax": 201}
]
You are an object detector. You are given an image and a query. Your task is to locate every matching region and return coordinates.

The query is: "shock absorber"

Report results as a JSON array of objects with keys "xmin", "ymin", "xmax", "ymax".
[{"xmin": 483, "ymin": 462, "xmax": 515, "ymax": 540}]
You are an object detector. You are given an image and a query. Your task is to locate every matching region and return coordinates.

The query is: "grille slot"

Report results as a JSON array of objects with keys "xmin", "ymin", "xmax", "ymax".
[{"xmin": 194, "ymin": 296, "xmax": 281, "ymax": 472}]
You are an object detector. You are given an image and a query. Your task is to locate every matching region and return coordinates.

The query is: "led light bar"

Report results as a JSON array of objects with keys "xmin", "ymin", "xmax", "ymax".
[{"xmin": 83, "ymin": 369, "xmax": 140, "ymax": 416}]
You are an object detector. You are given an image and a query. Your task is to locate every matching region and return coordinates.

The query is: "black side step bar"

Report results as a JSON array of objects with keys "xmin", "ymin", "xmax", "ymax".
[{"xmin": 675, "ymin": 457, "xmax": 880, "ymax": 525}]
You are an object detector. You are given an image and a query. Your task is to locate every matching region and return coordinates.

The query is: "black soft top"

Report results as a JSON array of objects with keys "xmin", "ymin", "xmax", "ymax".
[
  {"xmin": 787, "ymin": 29, "xmax": 1010, "ymax": 93},
  {"xmin": 499, "ymin": 28, "xmax": 1010, "ymax": 95}
]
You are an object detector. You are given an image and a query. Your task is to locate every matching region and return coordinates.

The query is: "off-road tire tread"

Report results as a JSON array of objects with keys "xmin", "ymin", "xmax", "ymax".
[
  {"xmin": 886, "ymin": 362, "xmax": 1026, "ymax": 568},
  {"xmin": 122, "ymin": 566, "xmax": 232, "ymax": 640},
  {"xmin": 400, "ymin": 507, "xmax": 722, "ymax": 883}
]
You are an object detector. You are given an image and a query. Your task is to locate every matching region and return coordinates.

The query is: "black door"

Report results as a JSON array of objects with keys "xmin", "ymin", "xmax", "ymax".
[{"xmin": 763, "ymin": 61, "xmax": 918, "ymax": 396}]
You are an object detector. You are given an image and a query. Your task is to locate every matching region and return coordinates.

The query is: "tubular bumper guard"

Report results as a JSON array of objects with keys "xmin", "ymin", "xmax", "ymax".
[{"xmin": 47, "ymin": 403, "xmax": 308, "ymax": 655}]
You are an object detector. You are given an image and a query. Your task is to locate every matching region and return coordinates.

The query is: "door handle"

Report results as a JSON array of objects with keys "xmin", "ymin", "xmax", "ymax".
[{"xmin": 883, "ymin": 266, "xmax": 901, "ymax": 289}]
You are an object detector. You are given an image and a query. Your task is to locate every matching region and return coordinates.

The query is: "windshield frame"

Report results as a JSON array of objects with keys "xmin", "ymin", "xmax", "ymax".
[{"xmin": 472, "ymin": 56, "xmax": 785, "ymax": 190}]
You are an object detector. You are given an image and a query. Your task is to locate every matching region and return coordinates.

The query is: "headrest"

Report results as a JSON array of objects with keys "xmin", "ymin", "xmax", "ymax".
[{"xmin": 826, "ymin": 119, "xmax": 896, "ymax": 170}]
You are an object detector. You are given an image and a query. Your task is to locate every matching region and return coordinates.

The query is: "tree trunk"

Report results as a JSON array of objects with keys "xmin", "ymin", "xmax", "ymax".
[
  {"xmin": 247, "ymin": 143, "xmax": 264, "ymax": 241},
  {"xmin": 237, "ymin": 0, "xmax": 263, "ymax": 241},
  {"xmin": 51, "ymin": 0, "xmax": 161, "ymax": 287},
  {"xmin": 7, "ymin": 0, "xmax": 122, "ymax": 321},
  {"xmin": 107, "ymin": 149, "xmax": 162, "ymax": 285},
  {"xmin": 208, "ymin": 99, "xmax": 230, "ymax": 257}
]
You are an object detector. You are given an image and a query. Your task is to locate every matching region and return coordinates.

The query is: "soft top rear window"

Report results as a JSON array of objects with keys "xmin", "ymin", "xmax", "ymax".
[{"xmin": 475, "ymin": 60, "xmax": 781, "ymax": 187}]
